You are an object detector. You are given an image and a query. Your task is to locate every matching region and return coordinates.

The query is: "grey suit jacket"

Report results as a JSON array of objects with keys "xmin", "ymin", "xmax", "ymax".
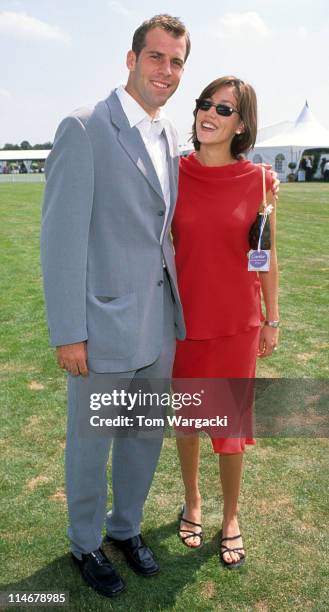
[{"xmin": 40, "ymin": 91, "xmax": 185, "ymax": 373}]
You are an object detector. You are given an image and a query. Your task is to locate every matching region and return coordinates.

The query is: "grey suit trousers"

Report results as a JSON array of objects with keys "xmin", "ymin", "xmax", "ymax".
[{"xmin": 66, "ymin": 272, "xmax": 176, "ymax": 558}]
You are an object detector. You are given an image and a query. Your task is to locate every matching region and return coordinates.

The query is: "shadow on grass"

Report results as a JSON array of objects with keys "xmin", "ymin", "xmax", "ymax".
[{"xmin": 2, "ymin": 521, "xmax": 228, "ymax": 611}]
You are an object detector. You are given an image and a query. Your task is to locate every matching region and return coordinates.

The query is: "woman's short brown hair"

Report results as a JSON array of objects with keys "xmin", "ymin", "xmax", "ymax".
[
  {"xmin": 132, "ymin": 14, "xmax": 191, "ymax": 62},
  {"xmin": 192, "ymin": 76, "xmax": 257, "ymax": 158}
]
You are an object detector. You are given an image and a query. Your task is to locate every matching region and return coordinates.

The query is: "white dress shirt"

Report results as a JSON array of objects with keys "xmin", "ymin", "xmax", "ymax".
[{"xmin": 115, "ymin": 85, "xmax": 171, "ymax": 244}]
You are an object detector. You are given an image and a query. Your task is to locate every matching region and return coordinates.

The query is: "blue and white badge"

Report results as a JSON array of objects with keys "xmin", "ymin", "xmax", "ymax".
[
  {"xmin": 248, "ymin": 198, "xmax": 273, "ymax": 272},
  {"xmin": 248, "ymin": 249, "xmax": 271, "ymax": 271}
]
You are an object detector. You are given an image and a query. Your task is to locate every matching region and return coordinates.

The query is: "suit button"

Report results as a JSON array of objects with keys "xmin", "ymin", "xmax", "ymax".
[
  {"xmin": 158, "ymin": 210, "xmax": 165, "ymax": 216},
  {"xmin": 157, "ymin": 280, "xmax": 164, "ymax": 286}
]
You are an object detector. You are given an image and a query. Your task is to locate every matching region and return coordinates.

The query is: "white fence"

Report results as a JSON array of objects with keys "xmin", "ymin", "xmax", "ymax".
[{"xmin": 0, "ymin": 174, "xmax": 45, "ymax": 183}]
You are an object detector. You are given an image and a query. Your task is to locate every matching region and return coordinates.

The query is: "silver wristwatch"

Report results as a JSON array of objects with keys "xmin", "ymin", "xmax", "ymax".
[{"xmin": 264, "ymin": 320, "xmax": 280, "ymax": 328}]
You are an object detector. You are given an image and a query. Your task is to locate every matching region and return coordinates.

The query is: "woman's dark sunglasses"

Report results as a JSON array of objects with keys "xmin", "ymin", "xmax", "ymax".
[{"xmin": 195, "ymin": 99, "xmax": 240, "ymax": 117}]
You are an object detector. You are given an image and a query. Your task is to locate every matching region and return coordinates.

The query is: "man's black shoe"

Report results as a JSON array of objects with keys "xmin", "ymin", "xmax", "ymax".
[
  {"xmin": 71, "ymin": 547, "xmax": 125, "ymax": 597},
  {"xmin": 105, "ymin": 534, "xmax": 160, "ymax": 576}
]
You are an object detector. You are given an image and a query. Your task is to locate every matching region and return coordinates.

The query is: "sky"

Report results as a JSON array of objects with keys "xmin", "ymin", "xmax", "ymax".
[{"xmin": 0, "ymin": 0, "xmax": 328, "ymax": 147}]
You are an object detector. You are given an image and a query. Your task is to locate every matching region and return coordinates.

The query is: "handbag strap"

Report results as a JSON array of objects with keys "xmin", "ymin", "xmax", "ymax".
[{"xmin": 261, "ymin": 165, "xmax": 267, "ymax": 208}]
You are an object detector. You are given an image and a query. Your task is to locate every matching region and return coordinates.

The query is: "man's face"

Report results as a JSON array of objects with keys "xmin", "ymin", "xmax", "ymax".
[{"xmin": 126, "ymin": 27, "xmax": 186, "ymax": 116}]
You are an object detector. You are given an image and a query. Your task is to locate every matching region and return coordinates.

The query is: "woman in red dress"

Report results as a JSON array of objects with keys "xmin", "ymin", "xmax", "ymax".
[{"xmin": 172, "ymin": 77, "xmax": 279, "ymax": 568}]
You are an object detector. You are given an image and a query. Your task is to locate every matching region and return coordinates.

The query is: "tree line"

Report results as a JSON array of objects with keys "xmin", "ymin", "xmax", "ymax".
[{"xmin": 1, "ymin": 141, "xmax": 52, "ymax": 150}]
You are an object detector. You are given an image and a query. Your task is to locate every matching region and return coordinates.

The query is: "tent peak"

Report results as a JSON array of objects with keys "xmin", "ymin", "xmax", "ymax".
[{"xmin": 294, "ymin": 101, "xmax": 315, "ymax": 126}]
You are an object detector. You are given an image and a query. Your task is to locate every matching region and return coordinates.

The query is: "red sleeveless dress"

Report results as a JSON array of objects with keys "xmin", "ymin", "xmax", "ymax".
[{"xmin": 172, "ymin": 154, "xmax": 272, "ymax": 454}]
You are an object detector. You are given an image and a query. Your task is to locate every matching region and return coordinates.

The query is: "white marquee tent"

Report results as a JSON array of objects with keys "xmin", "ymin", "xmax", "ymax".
[
  {"xmin": 0, "ymin": 149, "xmax": 50, "ymax": 181},
  {"xmin": 249, "ymin": 102, "xmax": 329, "ymax": 181},
  {"xmin": 0, "ymin": 150, "xmax": 51, "ymax": 162}
]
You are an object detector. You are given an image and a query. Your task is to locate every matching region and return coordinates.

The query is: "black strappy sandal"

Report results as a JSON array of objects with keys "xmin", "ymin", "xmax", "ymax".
[
  {"xmin": 219, "ymin": 529, "xmax": 246, "ymax": 569},
  {"xmin": 178, "ymin": 505, "xmax": 203, "ymax": 549}
]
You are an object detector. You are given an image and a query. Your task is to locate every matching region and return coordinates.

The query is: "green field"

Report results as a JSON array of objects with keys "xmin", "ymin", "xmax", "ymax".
[{"xmin": 0, "ymin": 183, "xmax": 328, "ymax": 611}]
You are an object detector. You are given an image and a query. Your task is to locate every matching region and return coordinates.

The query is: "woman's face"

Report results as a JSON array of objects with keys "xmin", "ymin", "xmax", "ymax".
[{"xmin": 196, "ymin": 85, "xmax": 244, "ymax": 150}]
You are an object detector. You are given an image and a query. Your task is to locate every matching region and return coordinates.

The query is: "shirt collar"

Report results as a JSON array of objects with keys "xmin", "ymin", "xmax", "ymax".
[{"xmin": 115, "ymin": 85, "xmax": 165, "ymax": 131}]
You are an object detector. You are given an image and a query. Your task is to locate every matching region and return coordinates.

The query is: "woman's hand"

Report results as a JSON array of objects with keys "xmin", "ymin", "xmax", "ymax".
[{"xmin": 257, "ymin": 325, "xmax": 279, "ymax": 358}]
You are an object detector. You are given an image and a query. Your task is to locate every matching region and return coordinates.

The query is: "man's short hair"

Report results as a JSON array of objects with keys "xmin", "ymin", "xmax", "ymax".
[{"xmin": 132, "ymin": 14, "xmax": 191, "ymax": 62}]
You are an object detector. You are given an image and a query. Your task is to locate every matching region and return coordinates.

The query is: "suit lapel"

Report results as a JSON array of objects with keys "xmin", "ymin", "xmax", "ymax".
[{"xmin": 105, "ymin": 92, "xmax": 164, "ymax": 203}]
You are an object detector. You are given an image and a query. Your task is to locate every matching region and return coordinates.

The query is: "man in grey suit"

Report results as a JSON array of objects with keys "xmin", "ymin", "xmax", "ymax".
[{"xmin": 41, "ymin": 14, "xmax": 189, "ymax": 597}]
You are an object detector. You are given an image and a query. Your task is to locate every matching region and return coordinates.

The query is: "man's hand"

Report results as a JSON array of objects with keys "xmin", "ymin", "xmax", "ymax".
[
  {"xmin": 56, "ymin": 341, "xmax": 88, "ymax": 376},
  {"xmin": 260, "ymin": 163, "xmax": 280, "ymax": 199}
]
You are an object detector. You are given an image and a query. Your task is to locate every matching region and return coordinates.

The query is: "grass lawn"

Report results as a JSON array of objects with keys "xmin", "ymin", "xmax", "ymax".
[{"xmin": 0, "ymin": 183, "xmax": 328, "ymax": 611}]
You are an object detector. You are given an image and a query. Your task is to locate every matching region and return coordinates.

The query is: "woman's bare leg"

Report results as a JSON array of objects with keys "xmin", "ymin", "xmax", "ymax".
[
  {"xmin": 219, "ymin": 452, "xmax": 245, "ymax": 563},
  {"xmin": 176, "ymin": 434, "xmax": 202, "ymax": 547}
]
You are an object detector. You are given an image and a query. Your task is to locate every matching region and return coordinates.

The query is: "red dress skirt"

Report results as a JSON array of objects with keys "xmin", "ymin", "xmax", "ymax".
[{"xmin": 172, "ymin": 327, "xmax": 259, "ymax": 454}]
